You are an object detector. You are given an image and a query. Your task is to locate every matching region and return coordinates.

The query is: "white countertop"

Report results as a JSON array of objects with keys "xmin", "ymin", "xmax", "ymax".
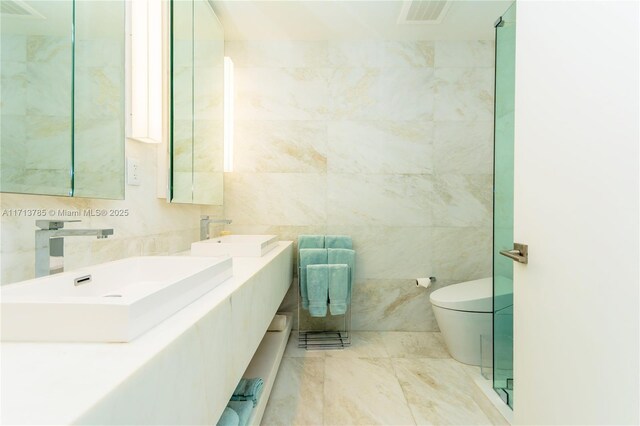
[{"xmin": 0, "ymin": 242, "xmax": 293, "ymax": 425}]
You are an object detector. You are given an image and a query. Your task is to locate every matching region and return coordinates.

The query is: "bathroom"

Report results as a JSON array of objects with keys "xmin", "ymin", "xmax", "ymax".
[{"xmin": 0, "ymin": 0, "xmax": 638, "ymax": 425}]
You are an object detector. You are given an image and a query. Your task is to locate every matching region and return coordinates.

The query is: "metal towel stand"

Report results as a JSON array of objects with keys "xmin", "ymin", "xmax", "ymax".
[{"xmin": 296, "ymin": 258, "xmax": 352, "ymax": 350}]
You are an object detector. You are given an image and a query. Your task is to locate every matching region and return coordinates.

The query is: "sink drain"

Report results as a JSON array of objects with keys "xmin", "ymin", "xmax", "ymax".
[{"xmin": 103, "ymin": 294, "xmax": 123, "ymax": 298}]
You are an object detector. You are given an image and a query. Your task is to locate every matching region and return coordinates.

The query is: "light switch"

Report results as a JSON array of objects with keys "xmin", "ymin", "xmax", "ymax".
[{"xmin": 127, "ymin": 157, "xmax": 141, "ymax": 186}]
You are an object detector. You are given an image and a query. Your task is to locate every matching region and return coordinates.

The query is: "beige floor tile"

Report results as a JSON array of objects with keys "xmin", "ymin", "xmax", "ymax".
[
  {"xmin": 393, "ymin": 358, "xmax": 493, "ymax": 425},
  {"xmin": 323, "ymin": 357, "xmax": 415, "ymax": 426},
  {"xmin": 261, "ymin": 358, "xmax": 325, "ymax": 426},
  {"xmin": 458, "ymin": 364, "xmax": 510, "ymax": 425},
  {"xmin": 382, "ymin": 332, "xmax": 451, "ymax": 359},
  {"xmin": 264, "ymin": 332, "xmax": 507, "ymax": 426},
  {"xmin": 324, "ymin": 332, "xmax": 390, "ymax": 358}
]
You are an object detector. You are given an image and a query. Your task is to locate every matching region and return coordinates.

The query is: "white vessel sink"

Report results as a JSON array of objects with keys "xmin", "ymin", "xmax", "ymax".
[
  {"xmin": 191, "ymin": 234, "xmax": 278, "ymax": 257},
  {"xmin": 0, "ymin": 256, "xmax": 232, "ymax": 342}
]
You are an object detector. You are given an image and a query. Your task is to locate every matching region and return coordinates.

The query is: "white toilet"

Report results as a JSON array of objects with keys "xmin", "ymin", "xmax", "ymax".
[{"xmin": 430, "ymin": 277, "xmax": 492, "ymax": 366}]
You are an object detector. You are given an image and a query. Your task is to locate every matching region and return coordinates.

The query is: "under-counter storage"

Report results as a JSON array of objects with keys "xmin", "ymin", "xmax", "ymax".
[
  {"xmin": 1, "ymin": 242, "xmax": 293, "ymax": 425},
  {"xmin": 219, "ymin": 313, "xmax": 293, "ymax": 426}
]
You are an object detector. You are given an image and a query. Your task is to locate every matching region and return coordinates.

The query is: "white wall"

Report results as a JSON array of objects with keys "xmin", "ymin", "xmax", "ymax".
[
  {"xmin": 513, "ymin": 1, "xmax": 639, "ymax": 424},
  {"xmin": 224, "ymin": 40, "xmax": 495, "ymax": 331}
]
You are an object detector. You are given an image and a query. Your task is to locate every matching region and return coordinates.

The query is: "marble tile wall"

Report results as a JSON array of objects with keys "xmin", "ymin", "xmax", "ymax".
[
  {"xmin": 0, "ymin": 139, "xmax": 222, "ymax": 285},
  {"xmin": 224, "ymin": 40, "xmax": 494, "ymax": 331}
]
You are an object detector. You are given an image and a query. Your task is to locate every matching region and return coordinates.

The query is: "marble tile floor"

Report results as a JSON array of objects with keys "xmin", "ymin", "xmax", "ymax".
[{"xmin": 262, "ymin": 332, "xmax": 509, "ymax": 426}]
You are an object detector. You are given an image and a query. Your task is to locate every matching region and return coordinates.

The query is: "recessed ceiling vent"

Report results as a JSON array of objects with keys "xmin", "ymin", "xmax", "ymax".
[
  {"xmin": 398, "ymin": 1, "xmax": 451, "ymax": 25},
  {"xmin": 0, "ymin": 0, "xmax": 44, "ymax": 18}
]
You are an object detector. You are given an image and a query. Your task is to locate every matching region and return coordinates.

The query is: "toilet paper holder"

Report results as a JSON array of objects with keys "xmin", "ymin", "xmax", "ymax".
[{"xmin": 415, "ymin": 276, "xmax": 436, "ymax": 288}]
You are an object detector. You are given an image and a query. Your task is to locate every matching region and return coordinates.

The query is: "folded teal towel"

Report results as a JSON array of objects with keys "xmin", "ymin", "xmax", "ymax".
[
  {"xmin": 298, "ymin": 235, "xmax": 324, "ymax": 249},
  {"xmin": 231, "ymin": 378, "xmax": 264, "ymax": 407},
  {"xmin": 328, "ymin": 264, "xmax": 349, "ymax": 315},
  {"xmin": 217, "ymin": 407, "xmax": 240, "ymax": 426},
  {"xmin": 325, "ymin": 235, "xmax": 353, "ymax": 249},
  {"xmin": 299, "ymin": 248, "xmax": 328, "ymax": 309},
  {"xmin": 307, "ymin": 264, "xmax": 329, "ymax": 317},
  {"xmin": 328, "ymin": 248, "xmax": 355, "ymax": 304},
  {"xmin": 227, "ymin": 401, "xmax": 253, "ymax": 426}
]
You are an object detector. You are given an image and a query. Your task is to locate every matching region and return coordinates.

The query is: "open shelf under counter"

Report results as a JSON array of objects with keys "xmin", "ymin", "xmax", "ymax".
[{"xmin": 242, "ymin": 313, "xmax": 293, "ymax": 426}]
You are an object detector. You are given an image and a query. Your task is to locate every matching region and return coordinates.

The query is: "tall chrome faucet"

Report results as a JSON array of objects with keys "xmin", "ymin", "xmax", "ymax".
[
  {"xmin": 200, "ymin": 216, "xmax": 232, "ymax": 240},
  {"xmin": 35, "ymin": 220, "xmax": 114, "ymax": 277}
]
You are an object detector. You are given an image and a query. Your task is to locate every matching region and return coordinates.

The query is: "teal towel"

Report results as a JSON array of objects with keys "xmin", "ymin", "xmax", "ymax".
[
  {"xmin": 231, "ymin": 378, "xmax": 264, "ymax": 407},
  {"xmin": 227, "ymin": 401, "xmax": 253, "ymax": 426},
  {"xmin": 217, "ymin": 407, "xmax": 240, "ymax": 426},
  {"xmin": 299, "ymin": 248, "xmax": 328, "ymax": 309},
  {"xmin": 325, "ymin": 235, "xmax": 353, "ymax": 249},
  {"xmin": 328, "ymin": 264, "xmax": 349, "ymax": 315},
  {"xmin": 307, "ymin": 264, "xmax": 329, "ymax": 317},
  {"xmin": 298, "ymin": 235, "xmax": 324, "ymax": 249},
  {"xmin": 328, "ymin": 248, "xmax": 355, "ymax": 304}
]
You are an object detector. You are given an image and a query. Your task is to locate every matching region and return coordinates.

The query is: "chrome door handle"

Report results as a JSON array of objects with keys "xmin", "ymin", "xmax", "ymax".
[{"xmin": 499, "ymin": 243, "xmax": 528, "ymax": 264}]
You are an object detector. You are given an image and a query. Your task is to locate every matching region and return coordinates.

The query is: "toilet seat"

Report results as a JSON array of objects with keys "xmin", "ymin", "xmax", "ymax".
[{"xmin": 430, "ymin": 277, "xmax": 492, "ymax": 313}]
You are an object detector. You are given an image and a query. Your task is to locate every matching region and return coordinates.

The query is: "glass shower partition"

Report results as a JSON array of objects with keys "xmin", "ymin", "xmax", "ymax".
[{"xmin": 493, "ymin": 2, "xmax": 516, "ymax": 409}]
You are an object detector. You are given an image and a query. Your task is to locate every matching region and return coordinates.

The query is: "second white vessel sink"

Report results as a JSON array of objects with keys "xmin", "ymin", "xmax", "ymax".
[
  {"xmin": 1, "ymin": 256, "xmax": 233, "ymax": 342},
  {"xmin": 191, "ymin": 234, "xmax": 278, "ymax": 257}
]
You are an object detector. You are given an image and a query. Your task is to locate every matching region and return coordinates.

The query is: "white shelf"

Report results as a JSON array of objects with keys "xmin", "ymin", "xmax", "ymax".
[{"xmin": 243, "ymin": 313, "xmax": 293, "ymax": 426}]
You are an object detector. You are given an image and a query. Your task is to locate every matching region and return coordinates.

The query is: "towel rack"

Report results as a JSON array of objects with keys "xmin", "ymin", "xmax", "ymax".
[{"xmin": 296, "ymin": 266, "xmax": 352, "ymax": 350}]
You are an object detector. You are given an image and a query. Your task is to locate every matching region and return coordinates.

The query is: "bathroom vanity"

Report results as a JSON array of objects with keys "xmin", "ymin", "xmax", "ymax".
[{"xmin": 0, "ymin": 241, "xmax": 293, "ymax": 425}]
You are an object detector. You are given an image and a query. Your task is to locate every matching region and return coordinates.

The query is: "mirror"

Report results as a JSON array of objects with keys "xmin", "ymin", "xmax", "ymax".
[
  {"xmin": 0, "ymin": 0, "xmax": 125, "ymax": 199},
  {"xmin": 1, "ymin": 1, "xmax": 73, "ymax": 196},
  {"xmin": 73, "ymin": 1, "xmax": 125, "ymax": 198},
  {"xmin": 171, "ymin": 0, "xmax": 224, "ymax": 205}
]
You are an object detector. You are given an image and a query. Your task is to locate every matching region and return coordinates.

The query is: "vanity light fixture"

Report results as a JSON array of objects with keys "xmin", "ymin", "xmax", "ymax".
[{"xmin": 224, "ymin": 56, "xmax": 235, "ymax": 172}]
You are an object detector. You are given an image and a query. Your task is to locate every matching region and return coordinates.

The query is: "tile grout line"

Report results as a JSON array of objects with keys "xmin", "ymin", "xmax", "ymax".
[{"xmin": 390, "ymin": 357, "xmax": 419, "ymax": 426}]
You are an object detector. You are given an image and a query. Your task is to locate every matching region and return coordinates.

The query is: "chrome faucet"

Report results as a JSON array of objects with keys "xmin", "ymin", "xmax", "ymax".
[
  {"xmin": 35, "ymin": 220, "xmax": 114, "ymax": 277},
  {"xmin": 200, "ymin": 216, "xmax": 232, "ymax": 240}
]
